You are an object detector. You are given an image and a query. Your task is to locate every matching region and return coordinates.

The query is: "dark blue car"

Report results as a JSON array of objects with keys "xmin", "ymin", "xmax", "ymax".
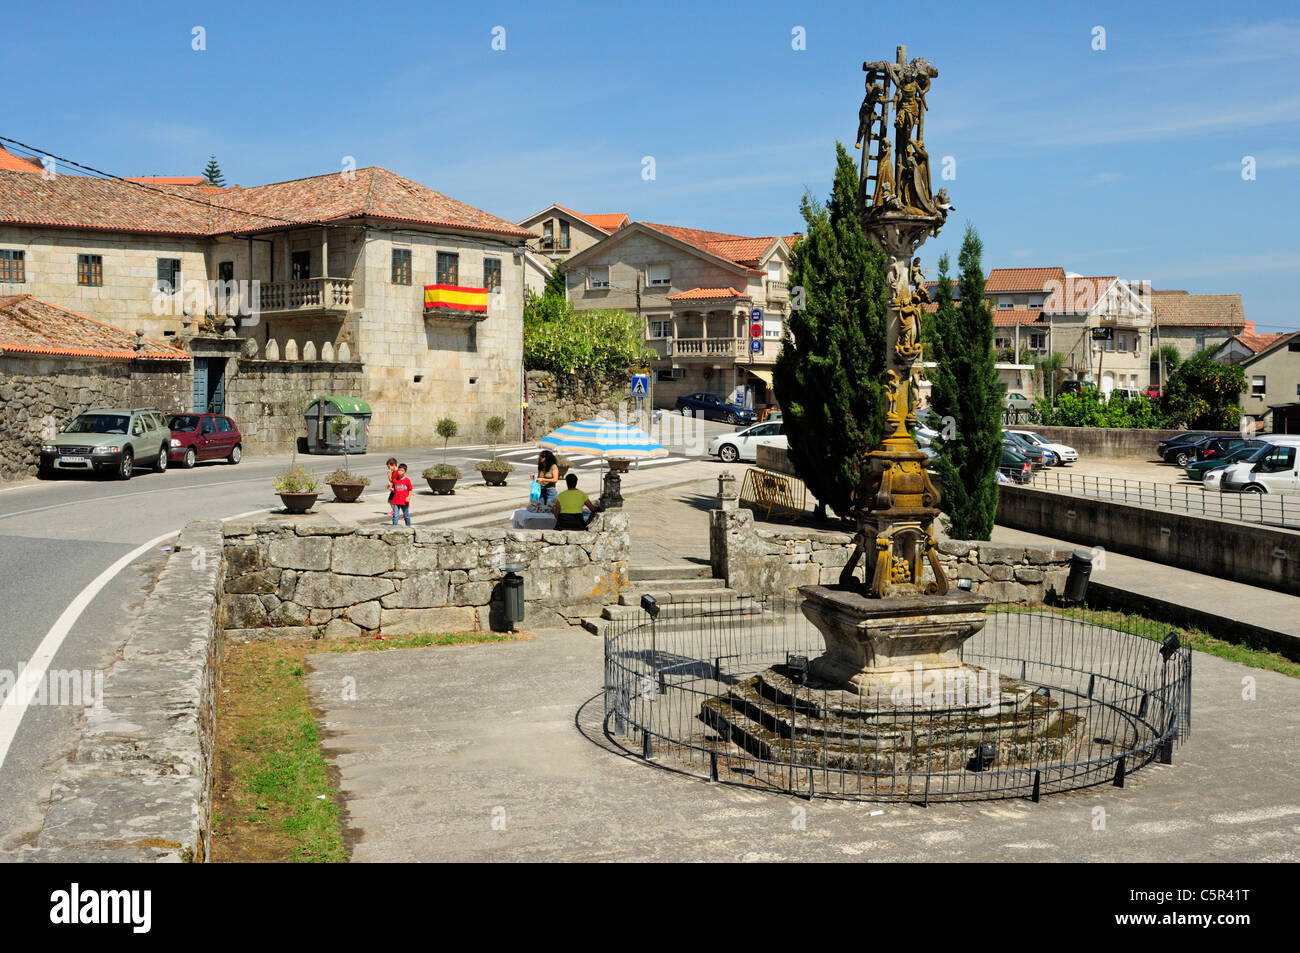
[{"xmin": 674, "ymin": 392, "xmax": 757, "ymax": 425}]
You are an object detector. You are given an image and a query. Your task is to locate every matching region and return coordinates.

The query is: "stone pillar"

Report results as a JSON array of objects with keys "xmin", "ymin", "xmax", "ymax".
[{"xmin": 717, "ymin": 471, "xmax": 738, "ymax": 511}]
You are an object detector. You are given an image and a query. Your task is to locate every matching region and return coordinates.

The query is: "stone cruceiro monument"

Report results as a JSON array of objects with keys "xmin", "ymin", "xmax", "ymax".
[{"xmin": 701, "ymin": 49, "xmax": 1083, "ymax": 783}]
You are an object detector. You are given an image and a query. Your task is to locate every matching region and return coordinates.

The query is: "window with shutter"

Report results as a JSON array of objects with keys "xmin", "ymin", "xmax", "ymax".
[{"xmin": 436, "ymin": 252, "xmax": 459, "ymax": 285}]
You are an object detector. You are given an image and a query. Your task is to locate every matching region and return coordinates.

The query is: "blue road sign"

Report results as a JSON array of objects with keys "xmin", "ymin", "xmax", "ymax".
[
  {"xmin": 630, "ymin": 374, "xmax": 650, "ymax": 398},
  {"xmin": 751, "ymin": 339, "xmax": 763, "ymax": 354},
  {"xmin": 750, "ymin": 308, "xmax": 763, "ymax": 323}
]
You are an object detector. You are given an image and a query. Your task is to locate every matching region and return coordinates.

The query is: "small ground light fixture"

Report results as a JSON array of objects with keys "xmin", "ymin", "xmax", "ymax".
[
  {"xmin": 786, "ymin": 654, "xmax": 810, "ymax": 685},
  {"xmin": 640, "ymin": 594, "xmax": 660, "ymax": 619},
  {"xmin": 975, "ymin": 743, "xmax": 996, "ymax": 771},
  {"xmin": 1160, "ymin": 631, "xmax": 1181, "ymax": 662}
]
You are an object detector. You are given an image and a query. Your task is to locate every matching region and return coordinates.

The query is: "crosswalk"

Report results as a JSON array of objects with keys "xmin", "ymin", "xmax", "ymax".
[{"xmin": 492, "ymin": 446, "xmax": 692, "ymax": 471}]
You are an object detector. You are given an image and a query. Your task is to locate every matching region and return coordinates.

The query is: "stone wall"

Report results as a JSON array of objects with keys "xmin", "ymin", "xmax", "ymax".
[
  {"xmin": 1031, "ymin": 425, "xmax": 1238, "ymax": 460},
  {"xmin": 0, "ymin": 352, "xmax": 191, "ymax": 480},
  {"xmin": 524, "ymin": 368, "xmax": 635, "ymax": 440},
  {"xmin": 221, "ymin": 511, "xmax": 630, "ymax": 634},
  {"xmin": 22, "ymin": 521, "xmax": 225, "ymax": 861},
  {"xmin": 223, "ymin": 357, "xmax": 367, "ymax": 455},
  {"xmin": 997, "ymin": 483, "xmax": 1300, "ymax": 595}
]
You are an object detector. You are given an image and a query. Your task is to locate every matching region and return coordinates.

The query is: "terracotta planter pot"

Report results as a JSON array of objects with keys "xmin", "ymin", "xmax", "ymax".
[
  {"xmin": 425, "ymin": 477, "xmax": 457, "ymax": 495},
  {"xmin": 329, "ymin": 482, "xmax": 366, "ymax": 503},
  {"xmin": 607, "ymin": 459, "xmax": 631, "ymax": 473},
  {"xmin": 480, "ymin": 469, "xmax": 509, "ymax": 486},
  {"xmin": 278, "ymin": 492, "xmax": 319, "ymax": 514}
]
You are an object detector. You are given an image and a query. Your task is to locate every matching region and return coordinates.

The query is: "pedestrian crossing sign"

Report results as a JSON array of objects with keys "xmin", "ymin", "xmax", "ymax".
[{"xmin": 630, "ymin": 374, "xmax": 650, "ymax": 398}]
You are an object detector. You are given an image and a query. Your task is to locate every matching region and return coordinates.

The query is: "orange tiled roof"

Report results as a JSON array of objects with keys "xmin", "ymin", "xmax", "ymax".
[
  {"xmin": 640, "ymin": 222, "xmax": 783, "ymax": 268},
  {"xmin": 1043, "ymin": 275, "xmax": 1118, "ymax": 311},
  {"xmin": 0, "ymin": 167, "xmax": 534, "ymax": 239},
  {"xmin": 991, "ymin": 308, "xmax": 1047, "ymax": 326},
  {"xmin": 0, "ymin": 295, "xmax": 189, "ymax": 361},
  {"xmin": 537, "ymin": 205, "xmax": 629, "ymax": 235},
  {"xmin": 1152, "ymin": 291, "xmax": 1245, "ymax": 327},
  {"xmin": 1235, "ymin": 329, "xmax": 1286, "ymax": 353},
  {"xmin": 985, "ymin": 267, "xmax": 1066, "ymax": 293},
  {"xmin": 124, "ymin": 176, "xmax": 208, "ymax": 186},
  {"xmin": 666, "ymin": 287, "xmax": 753, "ymax": 301},
  {"xmin": 0, "ymin": 146, "xmax": 43, "ymax": 172}
]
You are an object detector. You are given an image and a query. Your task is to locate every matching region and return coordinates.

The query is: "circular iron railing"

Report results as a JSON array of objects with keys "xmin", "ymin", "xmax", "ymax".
[{"xmin": 603, "ymin": 597, "xmax": 1191, "ymax": 802}]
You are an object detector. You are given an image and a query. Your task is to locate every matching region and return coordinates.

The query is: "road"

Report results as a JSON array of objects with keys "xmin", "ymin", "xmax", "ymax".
[{"xmin": 0, "ymin": 413, "xmax": 735, "ymax": 850}]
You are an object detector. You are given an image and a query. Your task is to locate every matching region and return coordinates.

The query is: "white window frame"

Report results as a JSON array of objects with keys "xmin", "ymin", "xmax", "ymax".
[
  {"xmin": 589, "ymin": 265, "xmax": 610, "ymax": 290},
  {"xmin": 647, "ymin": 263, "xmax": 671, "ymax": 287},
  {"xmin": 1029, "ymin": 331, "xmax": 1047, "ymax": 350},
  {"xmin": 1252, "ymin": 376, "xmax": 1266, "ymax": 398},
  {"xmin": 766, "ymin": 260, "xmax": 782, "ymax": 281},
  {"xmin": 648, "ymin": 319, "xmax": 672, "ymax": 339}
]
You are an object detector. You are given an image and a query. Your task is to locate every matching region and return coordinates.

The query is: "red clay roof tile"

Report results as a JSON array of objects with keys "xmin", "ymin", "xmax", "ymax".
[{"xmin": 0, "ymin": 295, "xmax": 189, "ymax": 361}]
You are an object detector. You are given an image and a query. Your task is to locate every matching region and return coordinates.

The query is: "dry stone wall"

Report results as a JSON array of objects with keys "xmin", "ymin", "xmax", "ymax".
[
  {"xmin": 524, "ymin": 368, "xmax": 635, "ymax": 441},
  {"xmin": 0, "ymin": 354, "xmax": 190, "ymax": 481},
  {"xmin": 222, "ymin": 511, "xmax": 630, "ymax": 634},
  {"xmin": 710, "ymin": 506, "xmax": 1072, "ymax": 603},
  {"xmin": 223, "ymin": 357, "xmax": 366, "ymax": 455}
]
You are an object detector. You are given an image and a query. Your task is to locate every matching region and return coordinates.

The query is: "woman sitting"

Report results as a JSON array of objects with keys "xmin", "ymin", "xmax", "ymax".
[{"xmin": 553, "ymin": 473, "xmax": 599, "ymax": 531}]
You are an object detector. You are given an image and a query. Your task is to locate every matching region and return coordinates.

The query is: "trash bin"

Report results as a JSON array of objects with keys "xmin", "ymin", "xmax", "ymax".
[
  {"xmin": 502, "ymin": 564, "xmax": 525, "ymax": 628},
  {"xmin": 1064, "ymin": 548, "xmax": 1093, "ymax": 602},
  {"xmin": 303, "ymin": 397, "xmax": 371, "ymax": 455}
]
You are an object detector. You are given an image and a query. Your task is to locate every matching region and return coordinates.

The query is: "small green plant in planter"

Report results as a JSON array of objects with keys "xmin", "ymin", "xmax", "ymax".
[
  {"xmin": 474, "ymin": 458, "xmax": 515, "ymax": 486},
  {"xmin": 555, "ymin": 454, "xmax": 572, "ymax": 478},
  {"xmin": 435, "ymin": 417, "xmax": 458, "ymax": 465},
  {"xmin": 485, "ymin": 415, "xmax": 506, "ymax": 459},
  {"xmin": 325, "ymin": 467, "xmax": 371, "ymax": 503},
  {"xmin": 272, "ymin": 465, "xmax": 321, "ymax": 514},
  {"xmin": 422, "ymin": 463, "xmax": 460, "ymax": 495}
]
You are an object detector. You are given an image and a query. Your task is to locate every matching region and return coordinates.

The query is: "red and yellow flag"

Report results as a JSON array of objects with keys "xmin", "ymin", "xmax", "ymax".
[{"xmin": 424, "ymin": 284, "xmax": 488, "ymax": 312}]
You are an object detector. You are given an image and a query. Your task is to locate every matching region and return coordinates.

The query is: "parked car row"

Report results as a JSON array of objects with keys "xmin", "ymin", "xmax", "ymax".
[
  {"xmin": 674, "ymin": 392, "xmax": 758, "ymax": 425},
  {"xmin": 1198, "ymin": 436, "xmax": 1300, "ymax": 494},
  {"xmin": 39, "ymin": 407, "xmax": 242, "ymax": 480}
]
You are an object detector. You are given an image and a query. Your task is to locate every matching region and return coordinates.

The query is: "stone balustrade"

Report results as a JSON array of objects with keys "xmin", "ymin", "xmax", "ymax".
[{"xmin": 259, "ymin": 277, "xmax": 354, "ymax": 314}]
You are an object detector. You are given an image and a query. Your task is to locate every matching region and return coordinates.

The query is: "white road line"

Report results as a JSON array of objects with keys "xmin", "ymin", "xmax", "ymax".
[{"xmin": 0, "ymin": 506, "xmax": 268, "ymax": 774}]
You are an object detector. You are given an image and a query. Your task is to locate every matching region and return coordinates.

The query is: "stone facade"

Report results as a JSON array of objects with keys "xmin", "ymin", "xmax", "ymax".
[
  {"xmin": 0, "ymin": 352, "xmax": 190, "ymax": 480},
  {"xmin": 711, "ymin": 487, "xmax": 1072, "ymax": 603},
  {"xmin": 221, "ymin": 511, "xmax": 631, "ymax": 634},
  {"xmin": 223, "ymin": 357, "xmax": 366, "ymax": 455}
]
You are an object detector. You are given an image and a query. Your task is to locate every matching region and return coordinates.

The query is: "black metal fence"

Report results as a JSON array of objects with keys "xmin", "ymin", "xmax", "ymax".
[{"xmin": 603, "ymin": 597, "xmax": 1191, "ymax": 803}]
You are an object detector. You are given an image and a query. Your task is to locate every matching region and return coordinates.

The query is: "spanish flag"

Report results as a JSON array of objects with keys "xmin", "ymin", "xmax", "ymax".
[{"xmin": 424, "ymin": 284, "xmax": 488, "ymax": 312}]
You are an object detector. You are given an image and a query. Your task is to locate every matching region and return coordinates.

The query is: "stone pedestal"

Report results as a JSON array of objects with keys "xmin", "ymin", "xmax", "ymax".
[{"xmin": 799, "ymin": 585, "xmax": 989, "ymax": 696}]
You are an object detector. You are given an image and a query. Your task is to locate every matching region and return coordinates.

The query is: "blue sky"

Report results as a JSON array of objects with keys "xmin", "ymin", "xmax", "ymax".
[{"xmin": 4, "ymin": 0, "xmax": 1299, "ymax": 330}]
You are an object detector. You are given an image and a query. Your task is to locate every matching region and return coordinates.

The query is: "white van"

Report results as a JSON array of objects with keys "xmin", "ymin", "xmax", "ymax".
[{"xmin": 1219, "ymin": 435, "xmax": 1300, "ymax": 494}]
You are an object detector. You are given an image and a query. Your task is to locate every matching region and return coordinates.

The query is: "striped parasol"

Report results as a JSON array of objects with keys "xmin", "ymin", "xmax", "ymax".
[{"xmin": 537, "ymin": 419, "xmax": 668, "ymax": 460}]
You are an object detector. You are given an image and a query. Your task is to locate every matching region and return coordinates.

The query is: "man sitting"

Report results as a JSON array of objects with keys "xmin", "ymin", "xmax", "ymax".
[{"xmin": 553, "ymin": 473, "xmax": 599, "ymax": 530}]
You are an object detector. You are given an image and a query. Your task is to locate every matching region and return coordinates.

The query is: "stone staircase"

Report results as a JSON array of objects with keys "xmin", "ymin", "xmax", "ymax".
[{"xmin": 581, "ymin": 564, "xmax": 750, "ymax": 636}]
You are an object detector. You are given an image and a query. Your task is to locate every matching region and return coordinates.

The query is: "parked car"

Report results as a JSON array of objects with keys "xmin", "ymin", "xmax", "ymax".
[
  {"xmin": 1003, "ymin": 391, "xmax": 1035, "ymax": 413},
  {"xmin": 1194, "ymin": 436, "xmax": 1263, "ymax": 464},
  {"xmin": 1003, "ymin": 432, "xmax": 1055, "ymax": 468},
  {"xmin": 1183, "ymin": 443, "xmax": 1264, "ymax": 482},
  {"xmin": 39, "ymin": 407, "xmax": 172, "ymax": 480},
  {"xmin": 1219, "ymin": 437, "xmax": 1300, "ymax": 494},
  {"xmin": 1059, "ymin": 380, "xmax": 1098, "ymax": 396},
  {"xmin": 708, "ymin": 421, "xmax": 786, "ymax": 463},
  {"xmin": 1110, "ymin": 387, "xmax": 1144, "ymax": 401},
  {"xmin": 1007, "ymin": 429, "xmax": 1078, "ymax": 465},
  {"xmin": 1157, "ymin": 432, "xmax": 1216, "ymax": 464},
  {"xmin": 1144, "ymin": 385, "xmax": 1165, "ymax": 400},
  {"xmin": 674, "ymin": 392, "xmax": 758, "ymax": 425},
  {"xmin": 999, "ymin": 445, "xmax": 1034, "ymax": 483},
  {"xmin": 167, "ymin": 413, "xmax": 243, "ymax": 468}
]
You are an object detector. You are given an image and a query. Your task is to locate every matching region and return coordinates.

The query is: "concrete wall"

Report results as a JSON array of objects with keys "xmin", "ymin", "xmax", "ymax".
[
  {"xmin": 221, "ymin": 511, "xmax": 630, "ymax": 634},
  {"xmin": 1030, "ymin": 425, "xmax": 1238, "ymax": 460},
  {"xmin": 21, "ymin": 521, "xmax": 226, "ymax": 861},
  {"xmin": 0, "ymin": 352, "xmax": 191, "ymax": 480},
  {"xmin": 997, "ymin": 484, "xmax": 1300, "ymax": 595}
]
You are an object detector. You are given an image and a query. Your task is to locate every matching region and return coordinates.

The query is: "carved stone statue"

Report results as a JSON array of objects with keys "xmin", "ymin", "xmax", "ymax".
[
  {"xmin": 855, "ymin": 76, "xmax": 887, "ymax": 150},
  {"xmin": 909, "ymin": 258, "xmax": 930, "ymax": 303},
  {"xmin": 871, "ymin": 138, "xmax": 900, "ymax": 210},
  {"xmin": 895, "ymin": 292, "xmax": 923, "ymax": 363}
]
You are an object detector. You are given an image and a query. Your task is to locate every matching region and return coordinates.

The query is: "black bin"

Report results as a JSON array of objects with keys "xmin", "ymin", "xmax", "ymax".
[
  {"xmin": 502, "ymin": 564, "xmax": 525, "ymax": 627},
  {"xmin": 1064, "ymin": 548, "xmax": 1094, "ymax": 602}
]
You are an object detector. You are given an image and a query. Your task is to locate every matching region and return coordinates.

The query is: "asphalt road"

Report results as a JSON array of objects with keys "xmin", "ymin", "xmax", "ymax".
[{"xmin": 0, "ymin": 413, "xmax": 735, "ymax": 849}]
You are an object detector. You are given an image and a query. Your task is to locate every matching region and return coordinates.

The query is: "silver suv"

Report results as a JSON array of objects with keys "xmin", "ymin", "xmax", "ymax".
[{"xmin": 39, "ymin": 407, "xmax": 174, "ymax": 480}]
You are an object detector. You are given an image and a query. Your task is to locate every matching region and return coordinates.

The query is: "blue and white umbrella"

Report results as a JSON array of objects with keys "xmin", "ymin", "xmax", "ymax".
[{"xmin": 538, "ymin": 419, "xmax": 668, "ymax": 460}]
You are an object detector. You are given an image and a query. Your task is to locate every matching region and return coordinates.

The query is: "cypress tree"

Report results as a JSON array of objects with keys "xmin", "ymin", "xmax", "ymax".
[
  {"xmin": 930, "ymin": 226, "xmax": 1002, "ymax": 539},
  {"xmin": 773, "ymin": 143, "xmax": 888, "ymax": 519},
  {"xmin": 202, "ymin": 154, "xmax": 226, "ymax": 187}
]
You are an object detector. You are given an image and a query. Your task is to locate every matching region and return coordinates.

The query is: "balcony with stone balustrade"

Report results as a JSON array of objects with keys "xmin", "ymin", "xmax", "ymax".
[{"xmin": 258, "ymin": 277, "xmax": 354, "ymax": 316}]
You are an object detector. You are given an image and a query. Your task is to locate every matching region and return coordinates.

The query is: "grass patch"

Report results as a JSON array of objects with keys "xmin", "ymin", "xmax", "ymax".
[
  {"xmin": 212, "ymin": 628, "xmax": 528, "ymax": 862},
  {"xmin": 992, "ymin": 603, "xmax": 1300, "ymax": 678}
]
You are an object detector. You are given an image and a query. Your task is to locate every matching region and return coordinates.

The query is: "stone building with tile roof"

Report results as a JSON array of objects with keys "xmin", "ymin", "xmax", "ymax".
[
  {"xmin": 562, "ymin": 221, "xmax": 795, "ymax": 408},
  {"xmin": 0, "ymin": 166, "xmax": 533, "ymax": 447}
]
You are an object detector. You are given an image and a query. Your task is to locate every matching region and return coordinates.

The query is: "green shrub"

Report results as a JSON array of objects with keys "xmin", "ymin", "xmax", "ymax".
[
  {"xmin": 324, "ymin": 468, "xmax": 370, "ymax": 485},
  {"xmin": 272, "ymin": 466, "xmax": 319, "ymax": 493},
  {"xmin": 474, "ymin": 459, "xmax": 515, "ymax": 473},
  {"xmin": 423, "ymin": 464, "xmax": 460, "ymax": 480}
]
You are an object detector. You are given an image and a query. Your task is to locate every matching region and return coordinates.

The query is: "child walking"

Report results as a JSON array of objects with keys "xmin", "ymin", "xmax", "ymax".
[
  {"xmin": 385, "ymin": 457, "xmax": 398, "ymax": 517},
  {"xmin": 390, "ymin": 463, "xmax": 413, "ymax": 527}
]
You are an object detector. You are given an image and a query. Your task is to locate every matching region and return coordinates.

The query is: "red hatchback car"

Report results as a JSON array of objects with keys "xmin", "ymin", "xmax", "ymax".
[{"xmin": 167, "ymin": 413, "xmax": 243, "ymax": 468}]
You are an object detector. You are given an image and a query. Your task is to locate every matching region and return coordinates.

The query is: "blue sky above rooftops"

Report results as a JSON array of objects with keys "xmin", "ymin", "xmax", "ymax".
[{"xmin": 3, "ymin": 0, "xmax": 1298, "ymax": 329}]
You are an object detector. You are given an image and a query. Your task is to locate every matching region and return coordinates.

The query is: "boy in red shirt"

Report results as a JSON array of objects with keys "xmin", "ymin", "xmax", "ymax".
[{"xmin": 390, "ymin": 463, "xmax": 413, "ymax": 526}]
